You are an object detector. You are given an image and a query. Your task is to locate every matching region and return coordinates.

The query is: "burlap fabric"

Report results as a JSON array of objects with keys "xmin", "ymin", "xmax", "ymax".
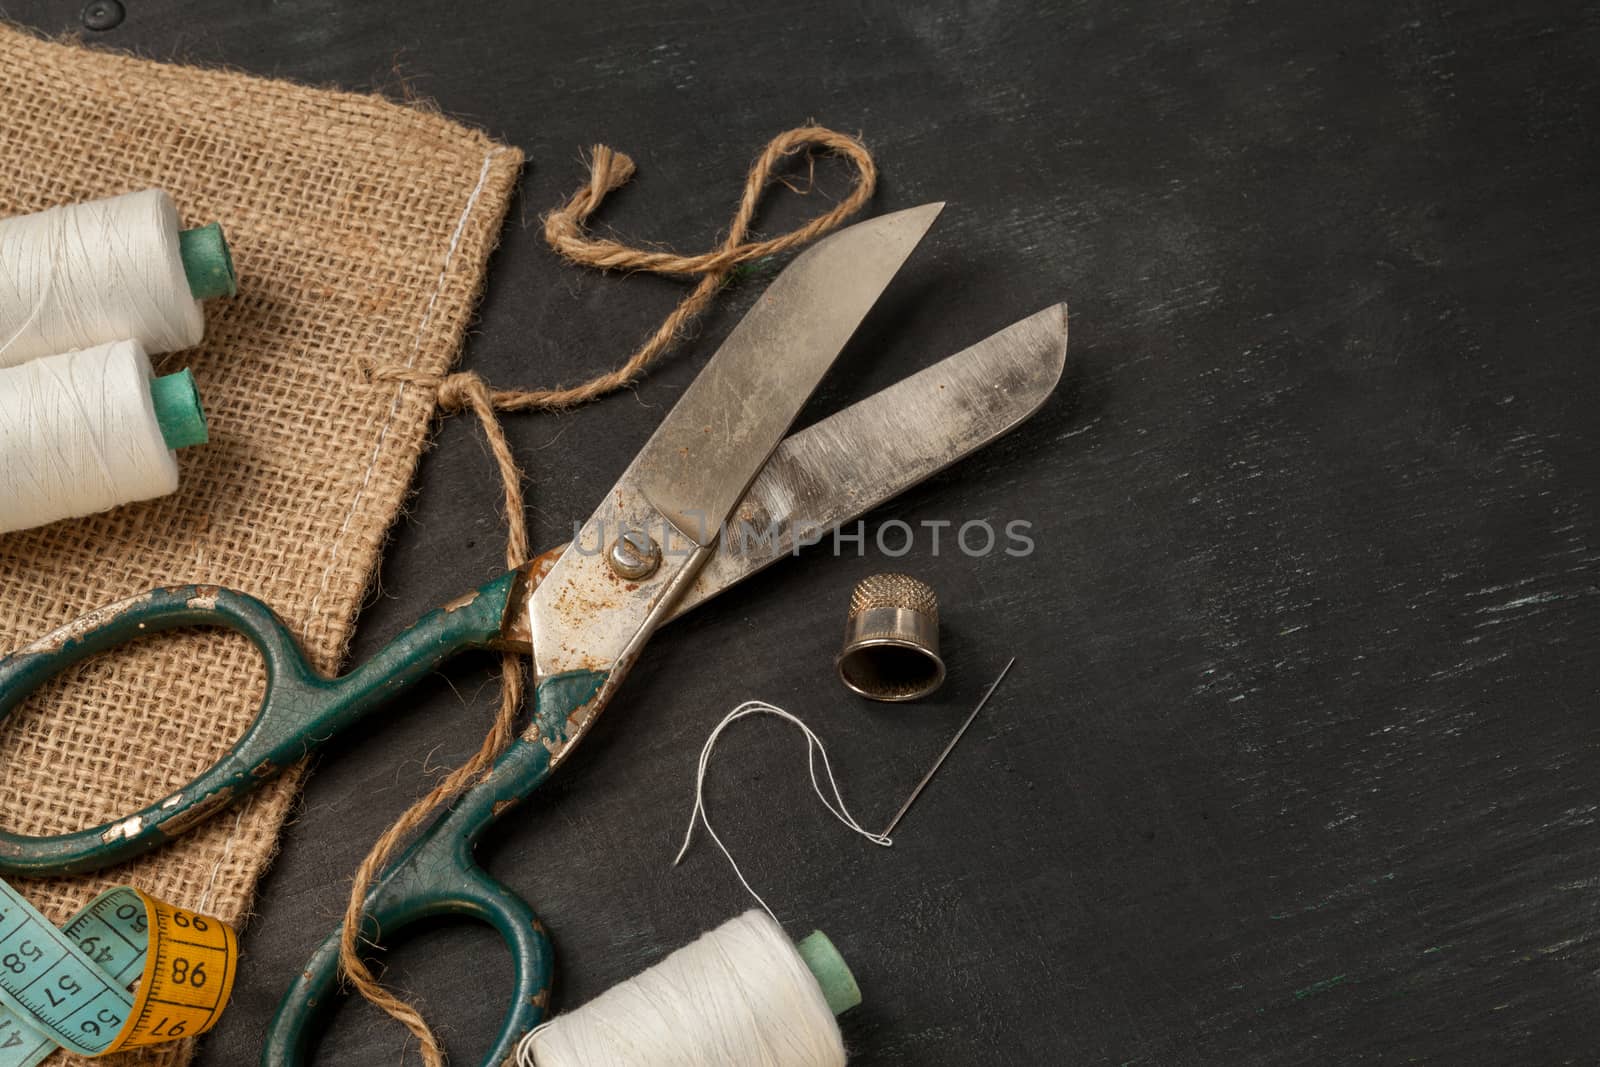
[{"xmin": 0, "ymin": 25, "xmax": 522, "ymax": 1065}]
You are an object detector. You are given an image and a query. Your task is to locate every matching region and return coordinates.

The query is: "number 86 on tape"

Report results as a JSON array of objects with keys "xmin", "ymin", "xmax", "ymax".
[{"xmin": 0, "ymin": 879, "xmax": 237, "ymax": 1065}]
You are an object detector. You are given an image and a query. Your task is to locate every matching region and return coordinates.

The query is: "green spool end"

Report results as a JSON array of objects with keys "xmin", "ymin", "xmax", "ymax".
[
  {"xmin": 179, "ymin": 222, "xmax": 237, "ymax": 299},
  {"xmin": 150, "ymin": 369, "xmax": 209, "ymax": 450},
  {"xmin": 797, "ymin": 930, "xmax": 862, "ymax": 1016}
]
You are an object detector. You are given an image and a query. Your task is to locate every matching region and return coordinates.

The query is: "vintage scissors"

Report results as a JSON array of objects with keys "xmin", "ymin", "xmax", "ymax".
[{"xmin": 0, "ymin": 203, "xmax": 1067, "ymax": 1066}]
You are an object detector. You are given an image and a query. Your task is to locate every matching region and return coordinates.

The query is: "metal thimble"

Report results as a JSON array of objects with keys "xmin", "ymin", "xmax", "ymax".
[{"xmin": 835, "ymin": 574, "xmax": 946, "ymax": 702}]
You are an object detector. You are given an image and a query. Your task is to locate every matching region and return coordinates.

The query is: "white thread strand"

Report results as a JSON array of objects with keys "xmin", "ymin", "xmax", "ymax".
[
  {"xmin": 515, "ymin": 910, "xmax": 845, "ymax": 1067},
  {"xmin": 0, "ymin": 189, "xmax": 203, "ymax": 367},
  {"xmin": 675, "ymin": 701, "xmax": 892, "ymax": 921},
  {"xmin": 0, "ymin": 340, "xmax": 178, "ymax": 533}
]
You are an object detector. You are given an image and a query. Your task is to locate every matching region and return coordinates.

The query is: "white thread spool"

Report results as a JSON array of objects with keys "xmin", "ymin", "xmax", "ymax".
[
  {"xmin": 0, "ymin": 339, "xmax": 208, "ymax": 534},
  {"xmin": 516, "ymin": 910, "xmax": 860, "ymax": 1067},
  {"xmin": 0, "ymin": 189, "xmax": 235, "ymax": 368}
]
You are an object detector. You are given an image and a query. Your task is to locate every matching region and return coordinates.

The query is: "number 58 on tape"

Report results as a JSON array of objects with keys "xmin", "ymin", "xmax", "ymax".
[{"xmin": 0, "ymin": 878, "xmax": 237, "ymax": 1065}]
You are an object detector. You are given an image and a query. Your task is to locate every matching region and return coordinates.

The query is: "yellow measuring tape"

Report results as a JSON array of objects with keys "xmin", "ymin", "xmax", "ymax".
[{"xmin": 0, "ymin": 878, "xmax": 236, "ymax": 1065}]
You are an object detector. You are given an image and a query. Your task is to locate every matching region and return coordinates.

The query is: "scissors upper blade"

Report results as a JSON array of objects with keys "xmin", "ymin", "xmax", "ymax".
[
  {"xmin": 523, "ymin": 204, "xmax": 942, "ymax": 712},
  {"xmin": 632, "ymin": 202, "xmax": 944, "ymax": 544}
]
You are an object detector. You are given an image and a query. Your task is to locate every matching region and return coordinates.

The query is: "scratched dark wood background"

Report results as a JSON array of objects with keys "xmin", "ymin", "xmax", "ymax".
[{"xmin": 9, "ymin": 1, "xmax": 1600, "ymax": 1063}]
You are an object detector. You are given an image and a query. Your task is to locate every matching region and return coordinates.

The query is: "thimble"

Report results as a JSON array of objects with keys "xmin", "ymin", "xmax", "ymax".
[{"xmin": 836, "ymin": 574, "xmax": 946, "ymax": 702}]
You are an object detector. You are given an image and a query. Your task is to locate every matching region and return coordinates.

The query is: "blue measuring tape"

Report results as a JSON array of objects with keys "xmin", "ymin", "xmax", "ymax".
[{"xmin": 0, "ymin": 878, "xmax": 236, "ymax": 1065}]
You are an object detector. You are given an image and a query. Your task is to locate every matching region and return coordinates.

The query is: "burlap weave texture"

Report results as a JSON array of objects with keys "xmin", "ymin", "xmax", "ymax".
[{"xmin": 0, "ymin": 25, "xmax": 522, "ymax": 1065}]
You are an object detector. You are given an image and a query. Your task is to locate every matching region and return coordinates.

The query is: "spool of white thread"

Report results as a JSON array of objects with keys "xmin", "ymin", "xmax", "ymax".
[
  {"xmin": 0, "ymin": 339, "xmax": 208, "ymax": 534},
  {"xmin": 517, "ymin": 910, "xmax": 860, "ymax": 1067},
  {"xmin": 0, "ymin": 189, "xmax": 236, "ymax": 368}
]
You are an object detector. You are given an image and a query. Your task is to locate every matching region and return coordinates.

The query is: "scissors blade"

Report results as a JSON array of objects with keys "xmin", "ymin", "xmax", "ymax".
[
  {"xmin": 524, "ymin": 204, "xmax": 942, "ymax": 702},
  {"xmin": 631, "ymin": 202, "xmax": 944, "ymax": 544},
  {"xmin": 674, "ymin": 303, "xmax": 1068, "ymax": 615},
  {"xmin": 500, "ymin": 305, "xmax": 1065, "ymax": 658}
]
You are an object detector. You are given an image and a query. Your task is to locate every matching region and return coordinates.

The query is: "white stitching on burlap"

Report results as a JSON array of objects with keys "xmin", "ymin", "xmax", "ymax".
[
  {"xmin": 308, "ymin": 147, "xmax": 504, "ymax": 625},
  {"xmin": 213, "ymin": 148, "xmax": 505, "ymax": 906},
  {"xmin": 197, "ymin": 795, "xmax": 252, "ymax": 914}
]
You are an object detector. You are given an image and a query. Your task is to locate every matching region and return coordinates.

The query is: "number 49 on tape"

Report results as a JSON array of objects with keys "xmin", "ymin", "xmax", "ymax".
[{"xmin": 0, "ymin": 878, "xmax": 237, "ymax": 1065}]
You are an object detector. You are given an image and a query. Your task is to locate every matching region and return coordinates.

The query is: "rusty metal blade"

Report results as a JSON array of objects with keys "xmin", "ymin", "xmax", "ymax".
[
  {"xmin": 496, "ymin": 306, "xmax": 1066, "ymax": 658},
  {"xmin": 631, "ymin": 203, "xmax": 944, "ymax": 545},
  {"xmin": 673, "ymin": 302, "xmax": 1068, "ymax": 616}
]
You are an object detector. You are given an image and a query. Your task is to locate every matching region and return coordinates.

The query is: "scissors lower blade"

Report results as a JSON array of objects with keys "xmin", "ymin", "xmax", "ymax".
[{"xmin": 676, "ymin": 303, "xmax": 1068, "ymax": 615}]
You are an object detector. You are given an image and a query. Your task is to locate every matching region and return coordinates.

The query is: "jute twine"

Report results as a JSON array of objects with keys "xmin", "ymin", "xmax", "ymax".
[{"xmin": 343, "ymin": 126, "xmax": 877, "ymax": 1064}]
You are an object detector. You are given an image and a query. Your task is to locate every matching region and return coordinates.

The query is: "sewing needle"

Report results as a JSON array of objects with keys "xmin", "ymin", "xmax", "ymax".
[{"xmin": 881, "ymin": 657, "xmax": 1016, "ymax": 838}]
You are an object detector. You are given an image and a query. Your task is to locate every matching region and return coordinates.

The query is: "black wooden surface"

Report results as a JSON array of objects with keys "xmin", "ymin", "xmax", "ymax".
[{"xmin": 8, "ymin": 1, "xmax": 1600, "ymax": 1063}]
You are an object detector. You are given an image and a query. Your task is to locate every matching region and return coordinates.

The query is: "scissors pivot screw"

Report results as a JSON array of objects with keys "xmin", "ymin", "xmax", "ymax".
[{"xmin": 607, "ymin": 529, "xmax": 662, "ymax": 580}]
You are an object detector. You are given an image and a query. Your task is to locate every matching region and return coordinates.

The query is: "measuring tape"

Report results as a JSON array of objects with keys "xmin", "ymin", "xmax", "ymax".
[{"xmin": 0, "ymin": 878, "xmax": 236, "ymax": 1066}]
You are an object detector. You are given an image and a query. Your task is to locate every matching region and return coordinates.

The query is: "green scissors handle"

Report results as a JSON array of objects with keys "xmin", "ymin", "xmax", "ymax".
[
  {"xmin": 262, "ymin": 670, "xmax": 605, "ymax": 1067},
  {"xmin": 0, "ymin": 563, "xmax": 603, "ymax": 1066},
  {"xmin": 0, "ymin": 565, "xmax": 592, "ymax": 1065},
  {"xmin": 0, "ymin": 567, "xmax": 529, "ymax": 877}
]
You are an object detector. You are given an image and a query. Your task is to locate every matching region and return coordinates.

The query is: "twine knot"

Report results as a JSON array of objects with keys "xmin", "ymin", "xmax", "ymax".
[
  {"xmin": 342, "ymin": 125, "xmax": 877, "ymax": 1067},
  {"xmin": 433, "ymin": 370, "xmax": 487, "ymax": 412}
]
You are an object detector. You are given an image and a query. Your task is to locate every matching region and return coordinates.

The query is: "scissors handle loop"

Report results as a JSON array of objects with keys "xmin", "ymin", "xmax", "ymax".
[
  {"xmin": 264, "ymin": 671, "xmax": 607, "ymax": 1067},
  {"xmin": 0, "ymin": 571, "xmax": 522, "ymax": 876}
]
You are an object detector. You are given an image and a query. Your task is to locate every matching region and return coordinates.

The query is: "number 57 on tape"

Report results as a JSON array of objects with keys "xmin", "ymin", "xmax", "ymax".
[{"xmin": 0, "ymin": 879, "xmax": 237, "ymax": 1065}]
